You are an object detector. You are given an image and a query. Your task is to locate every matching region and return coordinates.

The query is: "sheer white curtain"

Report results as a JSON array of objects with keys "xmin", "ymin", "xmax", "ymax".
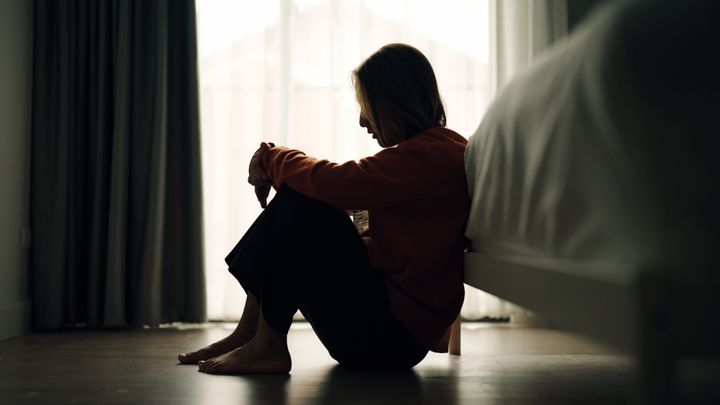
[
  {"xmin": 492, "ymin": 0, "xmax": 568, "ymax": 91},
  {"xmin": 196, "ymin": 0, "xmax": 565, "ymax": 321}
]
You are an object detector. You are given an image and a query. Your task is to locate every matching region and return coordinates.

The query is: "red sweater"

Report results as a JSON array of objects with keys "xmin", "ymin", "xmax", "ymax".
[{"xmin": 262, "ymin": 127, "xmax": 470, "ymax": 352}]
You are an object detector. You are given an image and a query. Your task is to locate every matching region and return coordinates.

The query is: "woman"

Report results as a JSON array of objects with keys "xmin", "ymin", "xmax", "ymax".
[{"xmin": 178, "ymin": 43, "xmax": 470, "ymax": 374}]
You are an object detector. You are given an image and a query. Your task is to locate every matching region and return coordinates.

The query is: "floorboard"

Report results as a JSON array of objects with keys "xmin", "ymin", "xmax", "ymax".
[{"xmin": 0, "ymin": 323, "xmax": 718, "ymax": 404}]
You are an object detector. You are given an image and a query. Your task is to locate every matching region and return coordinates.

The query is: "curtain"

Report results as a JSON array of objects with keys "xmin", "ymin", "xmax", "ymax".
[
  {"xmin": 196, "ymin": 0, "xmax": 566, "ymax": 321},
  {"xmin": 30, "ymin": 0, "xmax": 206, "ymax": 329},
  {"xmin": 491, "ymin": 0, "xmax": 568, "ymax": 91}
]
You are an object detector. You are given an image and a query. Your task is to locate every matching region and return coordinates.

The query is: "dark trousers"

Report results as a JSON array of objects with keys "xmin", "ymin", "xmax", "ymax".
[{"xmin": 225, "ymin": 187, "xmax": 428, "ymax": 370}]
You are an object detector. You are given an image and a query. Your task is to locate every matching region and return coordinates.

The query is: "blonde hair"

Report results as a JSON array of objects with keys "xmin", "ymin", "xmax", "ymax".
[{"xmin": 352, "ymin": 43, "xmax": 446, "ymax": 142}]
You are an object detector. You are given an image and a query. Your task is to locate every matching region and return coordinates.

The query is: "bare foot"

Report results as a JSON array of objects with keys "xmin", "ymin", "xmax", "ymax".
[
  {"xmin": 178, "ymin": 330, "xmax": 253, "ymax": 365},
  {"xmin": 197, "ymin": 338, "xmax": 291, "ymax": 375}
]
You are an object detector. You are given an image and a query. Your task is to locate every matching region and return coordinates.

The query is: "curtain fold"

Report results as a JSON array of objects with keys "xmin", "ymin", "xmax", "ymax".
[
  {"xmin": 491, "ymin": 0, "xmax": 568, "ymax": 91},
  {"xmin": 31, "ymin": 0, "xmax": 206, "ymax": 330}
]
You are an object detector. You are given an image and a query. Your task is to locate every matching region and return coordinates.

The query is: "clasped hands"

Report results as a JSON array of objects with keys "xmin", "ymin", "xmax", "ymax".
[{"xmin": 248, "ymin": 142, "xmax": 275, "ymax": 208}]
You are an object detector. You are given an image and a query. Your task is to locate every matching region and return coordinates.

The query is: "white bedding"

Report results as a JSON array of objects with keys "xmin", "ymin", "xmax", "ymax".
[{"xmin": 464, "ymin": 1, "xmax": 719, "ymax": 268}]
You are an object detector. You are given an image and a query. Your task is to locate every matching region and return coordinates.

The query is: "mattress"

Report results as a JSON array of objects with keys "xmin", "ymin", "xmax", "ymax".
[{"xmin": 464, "ymin": 0, "xmax": 719, "ymax": 269}]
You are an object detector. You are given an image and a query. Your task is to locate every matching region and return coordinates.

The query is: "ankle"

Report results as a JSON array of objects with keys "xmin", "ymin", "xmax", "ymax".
[
  {"xmin": 229, "ymin": 328, "xmax": 254, "ymax": 341},
  {"xmin": 249, "ymin": 333, "xmax": 288, "ymax": 353},
  {"xmin": 236, "ymin": 315, "xmax": 258, "ymax": 334}
]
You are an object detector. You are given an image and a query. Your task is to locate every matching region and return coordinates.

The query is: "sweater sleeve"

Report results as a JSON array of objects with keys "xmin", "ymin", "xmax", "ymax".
[{"xmin": 262, "ymin": 145, "xmax": 432, "ymax": 210}]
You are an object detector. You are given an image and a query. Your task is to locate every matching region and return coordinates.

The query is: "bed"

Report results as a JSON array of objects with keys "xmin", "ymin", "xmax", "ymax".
[{"xmin": 456, "ymin": 1, "xmax": 720, "ymax": 403}]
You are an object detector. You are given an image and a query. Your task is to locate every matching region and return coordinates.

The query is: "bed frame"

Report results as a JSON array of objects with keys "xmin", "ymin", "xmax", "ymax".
[{"xmin": 449, "ymin": 252, "xmax": 720, "ymax": 404}]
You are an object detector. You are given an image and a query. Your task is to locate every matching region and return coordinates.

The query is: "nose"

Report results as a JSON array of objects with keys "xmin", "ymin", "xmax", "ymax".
[{"xmin": 359, "ymin": 114, "xmax": 367, "ymax": 128}]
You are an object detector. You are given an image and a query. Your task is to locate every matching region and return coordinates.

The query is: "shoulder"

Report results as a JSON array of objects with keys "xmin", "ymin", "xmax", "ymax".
[
  {"xmin": 360, "ymin": 127, "xmax": 467, "ymax": 166},
  {"xmin": 365, "ymin": 128, "xmax": 467, "ymax": 167},
  {"xmin": 404, "ymin": 127, "xmax": 467, "ymax": 147},
  {"xmin": 396, "ymin": 127, "xmax": 468, "ymax": 154}
]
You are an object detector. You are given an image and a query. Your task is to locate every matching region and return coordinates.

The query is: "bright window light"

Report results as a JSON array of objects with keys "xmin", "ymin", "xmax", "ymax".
[{"xmin": 197, "ymin": 0, "xmax": 491, "ymax": 320}]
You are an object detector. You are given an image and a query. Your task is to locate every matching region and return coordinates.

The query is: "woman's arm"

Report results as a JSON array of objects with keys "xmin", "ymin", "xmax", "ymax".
[{"xmin": 261, "ymin": 145, "xmax": 436, "ymax": 210}]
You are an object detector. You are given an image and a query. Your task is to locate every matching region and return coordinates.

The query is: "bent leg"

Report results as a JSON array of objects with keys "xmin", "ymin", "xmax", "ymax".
[
  {"xmin": 224, "ymin": 187, "xmax": 360, "ymax": 335},
  {"xmin": 180, "ymin": 188, "xmax": 306, "ymax": 366},
  {"xmin": 199, "ymin": 187, "xmax": 427, "ymax": 373}
]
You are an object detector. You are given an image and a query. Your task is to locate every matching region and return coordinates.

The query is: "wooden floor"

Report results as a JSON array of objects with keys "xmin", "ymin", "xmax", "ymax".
[{"xmin": 1, "ymin": 322, "xmax": 718, "ymax": 404}]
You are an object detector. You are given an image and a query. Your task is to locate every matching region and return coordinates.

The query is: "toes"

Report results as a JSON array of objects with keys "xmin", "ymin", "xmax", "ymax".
[
  {"xmin": 198, "ymin": 359, "xmax": 212, "ymax": 373},
  {"xmin": 180, "ymin": 348, "xmax": 212, "ymax": 364},
  {"xmin": 178, "ymin": 352, "xmax": 198, "ymax": 364},
  {"xmin": 203, "ymin": 359, "xmax": 221, "ymax": 374},
  {"xmin": 207, "ymin": 363, "xmax": 220, "ymax": 374}
]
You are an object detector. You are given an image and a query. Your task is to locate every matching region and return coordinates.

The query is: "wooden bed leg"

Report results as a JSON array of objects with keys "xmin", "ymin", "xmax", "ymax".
[{"xmin": 449, "ymin": 314, "xmax": 461, "ymax": 355}]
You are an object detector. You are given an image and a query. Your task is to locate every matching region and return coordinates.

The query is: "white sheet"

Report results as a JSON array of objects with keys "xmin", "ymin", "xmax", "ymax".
[{"xmin": 464, "ymin": 0, "xmax": 719, "ymax": 268}]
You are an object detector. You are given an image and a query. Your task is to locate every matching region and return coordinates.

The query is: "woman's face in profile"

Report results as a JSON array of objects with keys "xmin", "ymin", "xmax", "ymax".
[
  {"xmin": 359, "ymin": 113, "xmax": 382, "ymax": 146},
  {"xmin": 358, "ymin": 106, "xmax": 402, "ymax": 148}
]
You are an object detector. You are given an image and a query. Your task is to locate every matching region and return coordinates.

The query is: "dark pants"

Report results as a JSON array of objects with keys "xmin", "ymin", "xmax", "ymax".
[{"xmin": 225, "ymin": 187, "xmax": 428, "ymax": 370}]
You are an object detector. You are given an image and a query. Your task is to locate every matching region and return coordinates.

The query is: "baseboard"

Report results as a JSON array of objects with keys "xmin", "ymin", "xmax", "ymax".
[{"xmin": 0, "ymin": 299, "xmax": 30, "ymax": 340}]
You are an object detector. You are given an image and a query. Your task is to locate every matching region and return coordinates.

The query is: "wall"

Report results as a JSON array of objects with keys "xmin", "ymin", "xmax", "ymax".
[{"xmin": 0, "ymin": 0, "xmax": 33, "ymax": 340}]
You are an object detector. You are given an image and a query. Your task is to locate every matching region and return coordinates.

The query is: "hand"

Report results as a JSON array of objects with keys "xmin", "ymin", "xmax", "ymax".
[
  {"xmin": 248, "ymin": 142, "xmax": 274, "ymax": 186},
  {"xmin": 254, "ymin": 185, "xmax": 271, "ymax": 209},
  {"xmin": 248, "ymin": 142, "xmax": 275, "ymax": 208}
]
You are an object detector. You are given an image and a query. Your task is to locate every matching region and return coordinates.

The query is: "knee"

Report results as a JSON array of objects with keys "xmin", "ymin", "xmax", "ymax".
[
  {"xmin": 270, "ymin": 187, "xmax": 347, "ymax": 224},
  {"xmin": 273, "ymin": 186, "xmax": 302, "ymax": 200},
  {"xmin": 262, "ymin": 187, "xmax": 305, "ymax": 217},
  {"xmin": 268, "ymin": 186, "xmax": 299, "ymax": 206},
  {"xmin": 270, "ymin": 186, "xmax": 318, "ymax": 210}
]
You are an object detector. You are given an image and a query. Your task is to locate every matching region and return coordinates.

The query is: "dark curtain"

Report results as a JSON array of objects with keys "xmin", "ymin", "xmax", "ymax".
[{"xmin": 30, "ymin": 0, "xmax": 206, "ymax": 329}]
